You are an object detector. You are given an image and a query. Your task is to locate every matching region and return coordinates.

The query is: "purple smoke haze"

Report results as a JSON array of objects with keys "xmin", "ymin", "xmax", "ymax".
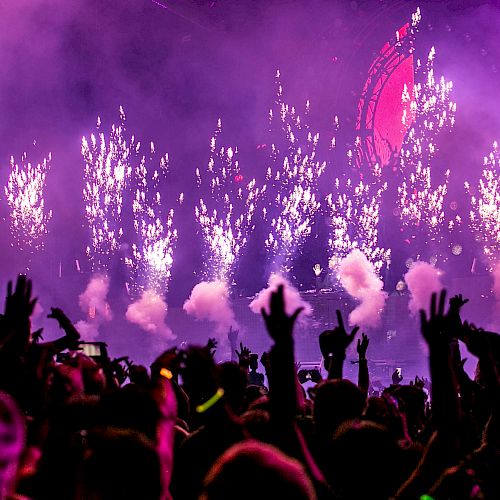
[{"xmin": 76, "ymin": 274, "xmax": 112, "ymax": 341}]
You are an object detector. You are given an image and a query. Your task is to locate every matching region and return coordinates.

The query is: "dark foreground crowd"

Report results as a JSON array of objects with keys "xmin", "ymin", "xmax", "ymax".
[{"xmin": 0, "ymin": 275, "xmax": 498, "ymax": 499}]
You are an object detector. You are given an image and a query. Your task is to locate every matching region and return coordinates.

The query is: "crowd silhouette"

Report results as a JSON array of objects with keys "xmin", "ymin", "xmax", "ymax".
[{"xmin": 0, "ymin": 275, "xmax": 498, "ymax": 499}]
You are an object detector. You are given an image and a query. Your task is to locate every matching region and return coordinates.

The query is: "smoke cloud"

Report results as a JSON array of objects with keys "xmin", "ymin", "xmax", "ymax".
[
  {"xmin": 337, "ymin": 250, "xmax": 387, "ymax": 329},
  {"xmin": 405, "ymin": 261, "xmax": 444, "ymax": 315},
  {"xmin": 75, "ymin": 274, "xmax": 112, "ymax": 341},
  {"xmin": 126, "ymin": 289, "xmax": 175, "ymax": 340},
  {"xmin": 74, "ymin": 320, "xmax": 100, "ymax": 342},
  {"xmin": 249, "ymin": 273, "xmax": 312, "ymax": 321},
  {"xmin": 183, "ymin": 280, "xmax": 236, "ymax": 335}
]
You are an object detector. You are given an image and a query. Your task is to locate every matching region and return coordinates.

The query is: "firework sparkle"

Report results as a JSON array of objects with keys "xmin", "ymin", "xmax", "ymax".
[
  {"xmin": 195, "ymin": 119, "xmax": 264, "ymax": 283},
  {"xmin": 465, "ymin": 141, "xmax": 500, "ymax": 265},
  {"xmin": 326, "ymin": 177, "xmax": 390, "ymax": 273},
  {"xmin": 125, "ymin": 142, "xmax": 178, "ymax": 296},
  {"xmin": 396, "ymin": 46, "xmax": 456, "ymax": 243},
  {"xmin": 264, "ymin": 70, "xmax": 325, "ymax": 273},
  {"xmin": 5, "ymin": 150, "xmax": 52, "ymax": 253},
  {"xmin": 82, "ymin": 107, "xmax": 132, "ymax": 273}
]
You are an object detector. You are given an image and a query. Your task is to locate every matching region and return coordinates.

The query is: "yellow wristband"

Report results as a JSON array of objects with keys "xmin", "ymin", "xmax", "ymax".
[
  {"xmin": 195, "ymin": 388, "xmax": 225, "ymax": 414},
  {"xmin": 160, "ymin": 368, "xmax": 173, "ymax": 380}
]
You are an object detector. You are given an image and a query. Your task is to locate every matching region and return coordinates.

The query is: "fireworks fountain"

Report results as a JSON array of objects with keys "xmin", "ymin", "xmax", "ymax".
[
  {"xmin": 4, "ymin": 150, "xmax": 52, "ymax": 261},
  {"xmin": 82, "ymin": 107, "xmax": 132, "ymax": 273},
  {"xmin": 326, "ymin": 177, "xmax": 391, "ymax": 274},
  {"xmin": 194, "ymin": 119, "xmax": 263, "ymax": 283},
  {"xmin": 124, "ymin": 141, "xmax": 178, "ymax": 341},
  {"xmin": 264, "ymin": 70, "xmax": 326, "ymax": 274},
  {"xmin": 396, "ymin": 46, "xmax": 456, "ymax": 248},
  {"xmin": 185, "ymin": 120, "xmax": 264, "ymax": 335},
  {"xmin": 465, "ymin": 141, "xmax": 500, "ymax": 266},
  {"xmin": 79, "ymin": 108, "xmax": 133, "ymax": 339},
  {"xmin": 3, "ymin": 0, "xmax": 500, "ymax": 381},
  {"xmin": 125, "ymin": 145, "xmax": 177, "ymax": 296}
]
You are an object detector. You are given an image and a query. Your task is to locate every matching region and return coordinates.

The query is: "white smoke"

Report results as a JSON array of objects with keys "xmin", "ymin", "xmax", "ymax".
[
  {"xmin": 249, "ymin": 273, "xmax": 312, "ymax": 321},
  {"xmin": 75, "ymin": 274, "xmax": 112, "ymax": 341},
  {"xmin": 126, "ymin": 289, "xmax": 175, "ymax": 340},
  {"xmin": 183, "ymin": 280, "xmax": 236, "ymax": 335},
  {"xmin": 404, "ymin": 261, "xmax": 444, "ymax": 315},
  {"xmin": 337, "ymin": 250, "xmax": 387, "ymax": 329},
  {"xmin": 74, "ymin": 319, "xmax": 100, "ymax": 341}
]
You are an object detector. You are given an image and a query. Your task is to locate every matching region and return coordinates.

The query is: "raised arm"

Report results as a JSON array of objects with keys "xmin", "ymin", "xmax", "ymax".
[
  {"xmin": 41, "ymin": 307, "xmax": 81, "ymax": 352},
  {"xmin": 420, "ymin": 290, "xmax": 460, "ymax": 447},
  {"xmin": 356, "ymin": 332, "xmax": 370, "ymax": 397},
  {"xmin": 261, "ymin": 285, "xmax": 326, "ymax": 490},
  {"xmin": 396, "ymin": 290, "xmax": 461, "ymax": 499},
  {"xmin": 228, "ymin": 326, "xmax": 239, "ymax": 363},
  {"xmin": 319, "ymin": 310, "xmax": 358, "ymax": 380}
]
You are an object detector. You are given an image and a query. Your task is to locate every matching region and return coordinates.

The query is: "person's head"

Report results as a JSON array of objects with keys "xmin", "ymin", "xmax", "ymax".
[
  {"xmin": 386, "ymin": 385, "xmax": 427, "ymax": 439},
  {"xmin": 240, "ymin": 409, "xmax": 271, "ymax": 442},
  {"xmin": 363, "ymin": 395, "xmax": 409, "ymax": 442},
  {"xmin": 218, "ymin": 362, "xmax": 247, "ymax": 415},
  {"xmin": 313, "ymin": 379, "xmax": 364, "ymax": 437},
  {"xmin": 201, "ymin": 440, "xmax": 316, "ymax": 500},
  {"xmin": 101, "ymin": 385, "xmax": 161, "ymax": 441},
  {"xmin": 328, "ymin": 420, "xmax": 402, "ymax": 499},
  {"xmin": 0, "ymin": 392, "xmax": 24, "ymax": 498},
  {"xmin": 75, "ymin": 428, "xmax": 162, "ymax": 500},
  {"xmin": 243, "ymin": 385, "xmax": 268, "ymax": 412},
  {"xmin": 249, "ymin": 354, "xmax": 259, "ymax": 372}
]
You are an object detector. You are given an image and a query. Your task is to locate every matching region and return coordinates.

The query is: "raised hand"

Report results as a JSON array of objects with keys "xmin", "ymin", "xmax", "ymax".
[
  {"xmin": 261, "ymin": 284, "xmax": 303, "ymax": 344},
  {"xmin": 4, "ymin": 275, "xmax": 37, "ymax": 326},
  {"xmin": 319, "ymin": 309, "xmax": 359, "ymax": 359},
  {"xmin": 206, "ymin": 337, "xmax": 218, "ymax": 358},
  {"xmin": 47, "ymin": 307, "xmax": 68, "ymax": 323},
  {"xmin": 411, "ymin": 375, "xmax": 426, "ymax": 390},
  {"xmin": 227, "ymin": 326, "xmax": 238, "ymax": 346},
  {"xmin": 235, "ymin": 342, "xmax": 251, "ymax": 368},
  {"xmin": 420, "ymin": 290, "xmax": 450, "ymax": 349},
  {"xmin": 448, "ymin": 294, "xmax": 469, "ymax": 313},
  {"xmin": 151, "ymin": 347, "xmax": 180, "ymax": 381},
  {"xmin": 447, "ymin": 294, "xmax": 469, "ymax": 336},
  {"xmin": 459, "ymin": 321, "xmax": 498, "ymax": 358},
  {"xmin": 32, "ymin": 328, "xmax": 44, "ymax": 343},
  {"xmin": 356, "ymin": 332, "xmax": 369, "ymax": 359},
  {"xmin": 312, "ymin": 264, "xmax": 322, "ymax": 276},
  {"xmin": 47, "ymin": 306, "xmax": 80, "ymax": 344}
]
